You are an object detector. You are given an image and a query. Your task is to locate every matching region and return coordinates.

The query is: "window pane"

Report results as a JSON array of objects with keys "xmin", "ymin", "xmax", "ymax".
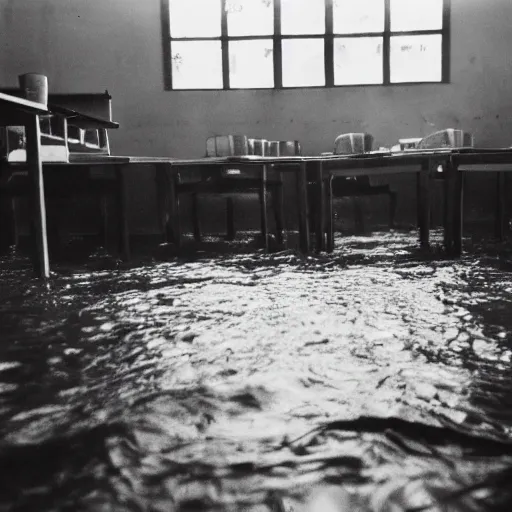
[
  {"xmin": 229, "ymin": 40, "xmax": 274, "ymax": 88},
  {"xmin": 169, "ymin": 0, "xmax": 221, "ymax": 38},
  {"xmin": 334, "ymin": 37, "xmax": 383, "ymax": 85},
  {"xmin": 171, "ymin": 41, "xmax": 223, "ymax": 89},
  {"xmin": 333, "ymin": 0, "xmax": 384, "ymax": 34},
  {"xmin": 282, "ymin": 39, "xmax": 325, "ymax": 87},
  {"xmin": 281, "ymin": 0, "xmax": 325, "ymax": 35},
  {"xmin": 226, "ymin": 0, "xmax": 274, "ymax": 36},
  {"xmin": 390, "ymin": 35, "xmax": 442, "ymax": 83},
  {"xmin": 390, "ymin": 0, "xmax": 443, "ymax": 32}
]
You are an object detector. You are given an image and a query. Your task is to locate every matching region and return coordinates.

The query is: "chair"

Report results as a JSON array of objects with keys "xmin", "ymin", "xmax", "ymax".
[
  {"xmin": 176, "ymin": 135, "xmax": 301, "ymax": 247},
  {"xmin": 0, "ymin": 90, "xmax": 120, "ymax": 258}
]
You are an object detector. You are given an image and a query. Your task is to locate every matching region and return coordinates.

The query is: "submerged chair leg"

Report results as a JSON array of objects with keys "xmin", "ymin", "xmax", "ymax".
[
  {"xmin": 191, "ymin": 193, "xmax": 201, "ymax": 242},
  {"xmin": 226, "ymin": 197, "xmax": 235, "ymax": 241}
]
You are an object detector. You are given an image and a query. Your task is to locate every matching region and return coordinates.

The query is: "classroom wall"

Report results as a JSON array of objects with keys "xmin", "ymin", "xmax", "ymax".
[{"xmin": 1, "ymin": 0, "xmax": 511, "ymax": 235}]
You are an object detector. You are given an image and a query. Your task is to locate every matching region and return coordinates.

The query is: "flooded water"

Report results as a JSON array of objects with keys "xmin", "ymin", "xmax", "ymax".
[{"xmin": 2, "ymin": 229, "xmax": 512, "ymax": 512}]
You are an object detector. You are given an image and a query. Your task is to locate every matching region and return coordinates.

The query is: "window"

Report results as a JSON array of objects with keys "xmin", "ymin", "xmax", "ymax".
[{"xmin": 162, "ymin": 0, "xmax": 450, "ymax": 90}]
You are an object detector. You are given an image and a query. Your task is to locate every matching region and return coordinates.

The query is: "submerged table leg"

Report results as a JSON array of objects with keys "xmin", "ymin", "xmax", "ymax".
[
  {"xmin": 417, "ymin": 163, "xmax": 431, "ymax": 248},
  {"xmin": 272, "ymin": 181, "xmax": 285, "ymax": 246},
  {"xmin": 315, "ymin": 162, "xmax": 325, "ymax": 252},
  {"xmin": 26, "ymin": 113, "xmax": 50, "ymax": 278},
  {"xmin": 296, "ymin": 162, "xmax": 310, "ymax": 253},
  {"xmin": 191, "ymin": 192, "xmax": 202, "ymax": 242},
  {"xmin": 443, "ymin": 160, "xmax": 456, "ymax": 255},
  {"xmin": 453, "ymin": 167, "xmax": 464, "ymax": 257},
  {"xmin": 259, "ymin": 164, "xmax": 269, "ymax": 251},
  {"xmin": 326, "ymin": 175, "xmax": 334, "ymax": 253}
]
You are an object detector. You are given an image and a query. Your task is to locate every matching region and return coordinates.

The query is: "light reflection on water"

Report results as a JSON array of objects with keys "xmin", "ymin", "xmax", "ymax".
[{"xmin": 1, "ymin": 229, "xmax": 512, "ymax": 510}]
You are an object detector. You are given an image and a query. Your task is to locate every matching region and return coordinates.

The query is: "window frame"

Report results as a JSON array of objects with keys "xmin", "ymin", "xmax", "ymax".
[{"xmin": 161, "ymin": 0, "xmax": 451, "ymax": 91}]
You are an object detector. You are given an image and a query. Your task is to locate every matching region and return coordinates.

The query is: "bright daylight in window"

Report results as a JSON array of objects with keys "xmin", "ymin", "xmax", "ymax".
[{"xmin": 165, "ymin": 0, "xmax": 447, "ymax": 90}]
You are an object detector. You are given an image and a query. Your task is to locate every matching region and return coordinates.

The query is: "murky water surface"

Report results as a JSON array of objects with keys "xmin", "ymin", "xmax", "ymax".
[{"xmin": 2, "ymin": 230, "xmax": 512, "ymax": 511}]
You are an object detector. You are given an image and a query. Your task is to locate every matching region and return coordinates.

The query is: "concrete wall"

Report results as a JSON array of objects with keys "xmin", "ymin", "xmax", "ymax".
[{"xmin": 1, "ymin": 0, "xmax": 511, "ymax": 235}]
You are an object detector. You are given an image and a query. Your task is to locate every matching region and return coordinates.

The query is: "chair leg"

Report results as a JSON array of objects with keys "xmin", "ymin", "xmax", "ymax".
[
  {"xmin": 226, "ymin": 197, "xmax": 235, "ymax": 241},
  {"xmin": 272, "ymin": 185, "xmax": 285, "ymax": 246},
  {"xmin": 191, "ymin": 193, "xmax": 201, "ymax": 242},
  {"xmin": 353, "ymin": 197, "xmax": 365, "ymax": 233},
  {"xmin": 388, "ymin": 190, "xmax": 397, "ymax": 229}
]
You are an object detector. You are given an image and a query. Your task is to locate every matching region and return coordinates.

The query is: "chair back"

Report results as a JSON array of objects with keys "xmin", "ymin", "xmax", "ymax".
[
  {"xmin": 278, "ymin": 140, "xmax": 302, "ymax": 156},
  {"xmin": 334, "ymin": 133, "xmax": 373, "ymax": 154},
  {"xmin": 417, "ymin": 129, "xmax": 474, "ymax": 149}
]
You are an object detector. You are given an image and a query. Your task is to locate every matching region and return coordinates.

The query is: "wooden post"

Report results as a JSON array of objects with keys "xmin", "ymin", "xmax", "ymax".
[
  {"xmin": 115, "ymin": 165, "xmax": 130, "ymax": 261},
  {"xmin": 495, "ymin": 171, "xmax": 506, "ymax": 241},
  {"xmin": 259, "ymin": 164, "xmax": 269, "ymax": 251},
  {"xmin": 417, "ymin": 161, "xmax": 431, "ymax": 248},
  {"xmin": 296, "ymin": 161, "xmax": 310, "ymax": 253},
  {"xmin": 25, "ymin": 113, "xmax": 50, "ymax": 278}
]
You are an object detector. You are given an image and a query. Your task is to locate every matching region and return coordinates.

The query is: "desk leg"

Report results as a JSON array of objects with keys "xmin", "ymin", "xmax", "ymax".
[
  {"xmin": 443, "ymin": 160, "xmax": 456, "ymax": 255},
  {"xmin": 26, "ymin": 114, "xmax": 50, "ymax": 278},
  {"xmin": 453, "ymin": 168, "xmax": 464, "ymax": 257},
  {"xmin": 155, "ymin": 164, "xmax": 169, "ymax": 243},
  {"xmin": 417, "ymin": 163, "xmax": 431, "ymax": 249},
  {"xmin": 115, "ymin": 165, "xmax": 130, "ymax": 261},
  {"xmin": 296, "ymin": 162, "xmax": 310, "ymax": 253},
  {"xmin": 192, "ymin": 193, "xmax": 202, "ymax": 242},
  {"xmin": 315, "ymin": 162, "xmax": 325, "ymax": 252},
  {"xmin": 326, "ymin": 175, "xmax": 334, "ymax": 253},
  {"xmin": 495, "ymin": 171, "xmax": 506, "ymax": 241},
  {"xmin": 259, "ymin": 164, "xmax": 269, "ymax": 251},
  {"xmin": 155, "ymin": 163, "xmax": 180, "ymax": 247}
]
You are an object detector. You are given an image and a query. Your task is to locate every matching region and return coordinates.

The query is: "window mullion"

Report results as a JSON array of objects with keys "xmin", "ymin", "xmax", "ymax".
[
  {"xmin": 325, "ymin": 0, "xmax": 334, "ymax": 87},
  {"xmin": 221, "ymin": 0, "xmax": 230, "ymax": 89},
  {"xmin": 274, "ymin": 0, "xmax": 283, "ymax": 88},
  {"xmin": 442, "ymin": 0, "xmax": 451, "ymax": 83},
  {"xmin": 383, "ymin": 0, "xmax": 391, "ymax": 84}
]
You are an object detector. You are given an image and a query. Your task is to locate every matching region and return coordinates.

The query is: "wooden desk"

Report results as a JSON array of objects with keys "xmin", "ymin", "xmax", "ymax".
[
  {"xmin": 44, "ymin": 155, "xmax": 310, "ymax": 256},
  {"xmin": 0, "ymin": 92, "xmax": 49, "ymax": 278},
  {"xmin": 449, "ymin": 149, "xmax": 512, "ymax": 255},
  {"xmin": 306, "ymin": 151, "xmax": 453, "ymax": 253}
]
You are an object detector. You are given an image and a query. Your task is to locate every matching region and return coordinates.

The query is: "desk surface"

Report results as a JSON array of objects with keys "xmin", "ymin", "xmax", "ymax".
[
  {"xmin": 40, "ymin": 148, "xmax": 512, "ymax": 173},
  {"xmin": 0, "ymin": 91, "xmax": 48, "ymax": 114}
]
